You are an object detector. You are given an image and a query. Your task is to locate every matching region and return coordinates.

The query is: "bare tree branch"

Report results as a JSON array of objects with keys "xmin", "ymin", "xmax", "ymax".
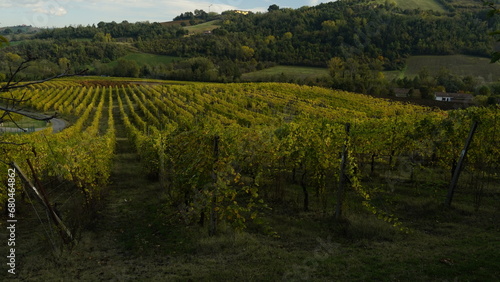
[
  {"xmin": 1, "ymin": 40, "xmax": 86, "ymax": 147},
  {"xmin": 0, "ymin": 106, "xmax": 57, "ymax": 121}
]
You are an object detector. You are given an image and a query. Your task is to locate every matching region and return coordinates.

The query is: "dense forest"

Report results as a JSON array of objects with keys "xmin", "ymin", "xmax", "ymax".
[
  {"xmin": 141, "ymin": 2, "xmax": 495, "ymax": 68},
  {"xmin": 1, "ymin": 0, "xmax": 500, "ymax": 96}
]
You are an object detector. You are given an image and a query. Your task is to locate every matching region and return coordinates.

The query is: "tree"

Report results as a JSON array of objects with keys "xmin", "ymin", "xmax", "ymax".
[
  {"xmin": 484, "ymin": 1, "xmax": 500, "ymax": 62},
  {"xmin": 283, "ymin": 32, "xmax": 293, "ymax": 40},
  {"xmin": 93, "ymin": 32, "xmax": 112, "ymax": 42},
  {"xmin": 0, "ymin": 36, "xmax": 8, "ymax": 47},
  {"xmin": 194, "ymin": 9, "xmax": 208, "ymax": 20},
  {"xmin": 240, "ymin": 46, "xmax": 255, "ymax": 60},
  {"xmin": 268, "ymin": 4, "xmax": 280, "ymax": 12},
  {"xmin": 113, "ymin": 59, "xmax": 140, "ymax": 78},
  {"xmin": 322, "ymin": 20, "xmax": 338, "ymax": 32},
  {"xmin": 1, "ymin": 37, "xmax": 87, "ymax": 136},
  {"xmin": 58, "ymin": 57, "xmax": 71, "ymax": 71},
  {"xmin": 328, "ymin": 57, "xmax": 345, "ymax": 79},
  {"xmin": 478, "ymin": 85, "xmax": 491, "ymax": 96}
]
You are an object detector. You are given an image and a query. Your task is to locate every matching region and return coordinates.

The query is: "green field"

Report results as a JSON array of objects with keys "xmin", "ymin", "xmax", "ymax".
[
  {"xmin": 245, "ymin": 55, "xmax": 500, "ymax": 83},
  {"xmin": 242, "ymin": 65, "xmax": 329, "ymax": 81},
  {"xmin": 2, "ymin": 116, "xmax": 48, "ymax": 129},
  {"xmin": 373, "ymin": 0, "xmax": 446, "ymax": 12},
  {"xmin": 184, "ymin": 20, "xmax": 221, "ymax": 34},
  {"xmin": 384, "ymin": 55, "xmax": 500, "ymax": 81},
  {"xmin": 103, "ymin": 52, "xmax": 182, "ymax": 69}
]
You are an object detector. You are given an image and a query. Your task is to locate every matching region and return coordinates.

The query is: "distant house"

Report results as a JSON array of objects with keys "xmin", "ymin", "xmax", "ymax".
[
  {"xmin": 434, "ymin": 92, "xmax": 473, "ymax": 103},
  {"xmin": 233, "ymin": 10, "xmax": 250, "ymax": 15}
]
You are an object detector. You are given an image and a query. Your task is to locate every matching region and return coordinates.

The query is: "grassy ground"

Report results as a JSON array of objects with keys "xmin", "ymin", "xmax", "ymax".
[
  {"xmin": 372, "ymin": 0, "xmax": 446, "ymax": 12},
  {"xmin": 242, "ymin": 66, "xmax": 329, "ymax": 82},
  {"xmin": 1, "ymin": 116, "xmax": 48, "ymax": 129},
  {"xmin": 4, "ymin": 162, "xmax": 498, "ymax": 280},
  {"xmin": 384, "ymin": 54, "xmax": 500, "ymax": 81},
  {"xmin": 184, "ymin": 20, "xmax": 221, "ymax": 35},
  {"xmin": 103, "ymin": 52, "xmax": 182, "ymax": 69}
]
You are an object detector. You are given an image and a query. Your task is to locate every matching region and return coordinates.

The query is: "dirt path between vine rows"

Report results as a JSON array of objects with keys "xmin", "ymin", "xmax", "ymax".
[{"xmin": 4, "ymin": 103, "xmax": 173, "ymax": 280}]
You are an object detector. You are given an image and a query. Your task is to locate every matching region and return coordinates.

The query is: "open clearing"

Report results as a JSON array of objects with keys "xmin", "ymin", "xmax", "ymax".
[
  {"xmin": 184, "ymin": 20, "xmax": 221, "ymax": 35},
  {"xmin": 373, "ymin": 0, "xmax": 446, "ymax": 12},
  {"xmin": 245, "ymin": 55, "xmax": 500, "ymax": 83},
  {"xmin": 384, "ymin": 54, "xmax": 500, "ymax": 81}
]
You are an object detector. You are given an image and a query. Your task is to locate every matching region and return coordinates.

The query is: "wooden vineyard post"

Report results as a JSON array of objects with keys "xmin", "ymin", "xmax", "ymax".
[
  {"xmin": 445, "ymin": 121, "xmax": 478, "ymax": 207},
  {"xmin": 335, "ymin": 123, "xmax": 351, "ymax": 220},
  {"xmin": 209, "ymin": 135, "xmax": 220, "ymax": 236},
  {"xmin": 12, "ymin": 161, "xmax": 73, "ymax": 244}
]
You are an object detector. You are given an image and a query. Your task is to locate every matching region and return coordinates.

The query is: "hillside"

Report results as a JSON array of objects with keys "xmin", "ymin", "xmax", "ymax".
[
  {"xmin": 0, "ymin": 78, "xmax": 499, "ymax": 280},
  {"xmin": 374, "ymin": 0, "xmax": 447, "ymax": 12},
  {"xmin": 183, "ymin": 20, "xmax": 221, "ymax": 35},
  {"xmin": 394, "ymin": 54, "xmax": 500, "ymax": 79},
  {"xmin": 1, "ymin": 0, "xmax": 500, "ymax": 99},
  {"xmin": 0, "ymin": 25, "xmax": 39, "ymax": 34},
  {"xmin": 373, "ymin": 0, "xmax": 488, "ymax": 12}
]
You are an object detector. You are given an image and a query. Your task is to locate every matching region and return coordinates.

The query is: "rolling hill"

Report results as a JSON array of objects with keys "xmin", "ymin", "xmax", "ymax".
[
  {"xmin": 374, "ymin": 0, "xmax": 446, "ymax": 12},
  {"xmin": 373, "ymin": 0, "xmax": 488, "ymax": 12}
]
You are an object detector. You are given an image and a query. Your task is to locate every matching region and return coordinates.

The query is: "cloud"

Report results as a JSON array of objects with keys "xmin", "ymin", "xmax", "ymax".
[
  {"xmin": 34, "ymin": 6, "xmax": 68, "ymax": 16},
  {"xmin": 74, "ymin": 0, "xmax": 263, "ymax": 22},
  {"xmin": 0, "ymin": 0, "xmax": 68, "ymax": 16},
  {"xmin": 76, "ymin": 0, "xmax": 259, "ymax": 14}
]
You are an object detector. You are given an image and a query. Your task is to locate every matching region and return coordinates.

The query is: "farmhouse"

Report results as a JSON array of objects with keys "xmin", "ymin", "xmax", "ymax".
[
  {"xmin": 434, "ymin": 92, "xmax": 473, "ymax": 103},
  {"xmin": 232, "ymin": 10, "xmax": 250, "ymax": 15}
]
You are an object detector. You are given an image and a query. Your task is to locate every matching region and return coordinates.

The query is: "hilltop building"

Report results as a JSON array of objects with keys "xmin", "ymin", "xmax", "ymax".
[{"xmin": 434, "ymin": 92, "xmax": 473, "ymax": 103}]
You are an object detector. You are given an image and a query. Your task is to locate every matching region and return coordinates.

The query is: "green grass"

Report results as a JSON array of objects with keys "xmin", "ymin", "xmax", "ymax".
[
  {"xmin": 8, "ymin": 135, "xmax": 499, "ymax": 281},
  {"xmin": 242, "ymin": 65, "xmax": 329, "ymax": 81},
  {"xmin": 184, "ymin": 20, "xmax": 221, "ymax": 34},
  {"xmin": 103, "ymin": 52, "xmax": 182, "ymax": 69},
  {"xmin": 373, "ymin": 0, "xmax": 446, "ymax": 12},
  {"xmin": 2, "ymin": 115, "xmax": 48, "ymax": 128},
  {"xmin": 384, "ymin": 54, "xmax": 500, "ymax": 81}
]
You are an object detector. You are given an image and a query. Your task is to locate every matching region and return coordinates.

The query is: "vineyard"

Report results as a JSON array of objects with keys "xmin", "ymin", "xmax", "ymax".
[{"xmin": 0, "ymin": 78, "xmax": 499, "ymax": 280}]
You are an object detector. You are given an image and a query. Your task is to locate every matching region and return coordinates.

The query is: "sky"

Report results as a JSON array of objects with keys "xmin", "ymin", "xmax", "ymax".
[{"xmin": 0, "ymin": 0, "xmax": 331, "ymax": 28}]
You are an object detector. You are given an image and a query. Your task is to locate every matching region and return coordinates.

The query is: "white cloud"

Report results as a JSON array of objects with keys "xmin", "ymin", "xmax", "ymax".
[
  {"xmin": 34, "ymin": 6, "xmax": 68, "ymax": 16},
  {"xmin": 73, "ymin": 0, "xmax": 261, "ymax": 23},
  {"xmin": 76, "ymin": 0, "xmax": 257, "ymax": 14},
  {"xmin": 0, "ymin": 0, "xmax": 68, "ymax": 16}
]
